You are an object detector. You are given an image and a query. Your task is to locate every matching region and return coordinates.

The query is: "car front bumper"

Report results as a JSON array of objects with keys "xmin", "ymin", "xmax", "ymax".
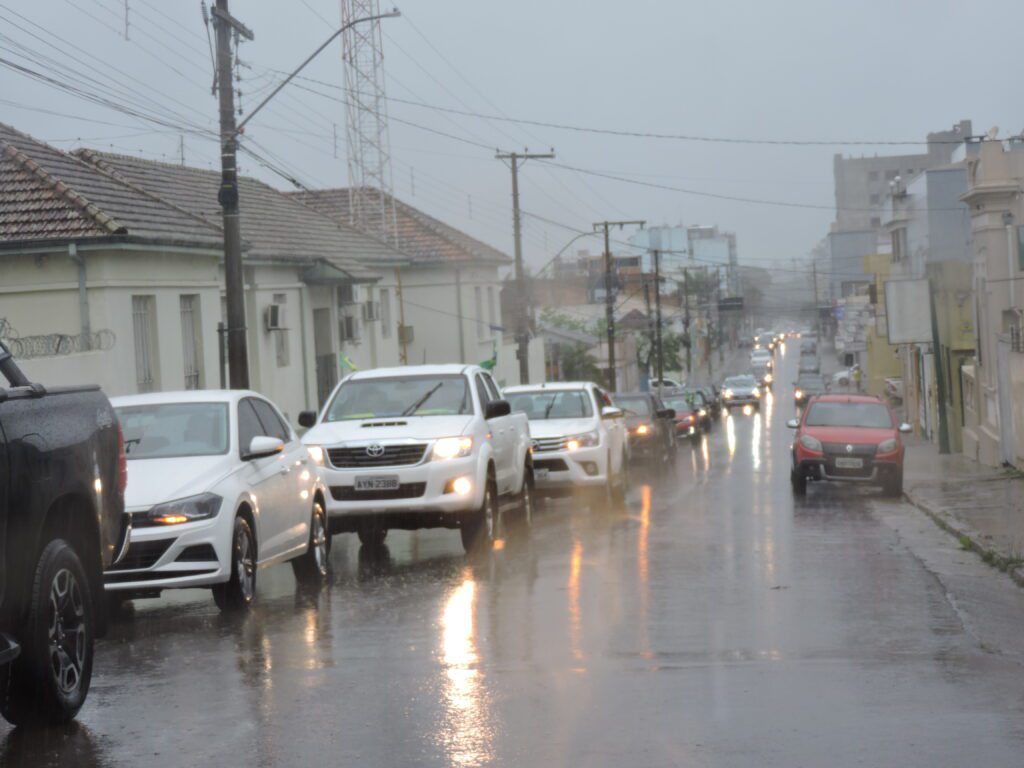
[
  {"xmin": 795, "ymin": 456, "xmax": 901, "ymax": 484},
  {"xmin": 531, "ymin": 445, "xmax": 608, "ymax": 489},
  {"xmin": 104, "ymin": 513, "xmax": 229, "ymax": 593}
]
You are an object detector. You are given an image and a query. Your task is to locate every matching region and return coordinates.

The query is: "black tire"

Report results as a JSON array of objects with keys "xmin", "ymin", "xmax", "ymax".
[
  {"xmin": 791, "ymin": 469, "xmax": 807, "ymax": 497},
  {"xmin": 292, "ymin": 501, "xmax": 330, "ymax": 584},
  {"xmin": 213, "ymin": 516, "xmax": 257, "ymax": 612},
  {"xmin": 884, "ymin": 469, "xmax": 904, "ymax": 498},
  {"xmin": 0, "ymin": 539, "xmax": 94, "ymax": 726},
  {"xmin": 460, "ymin": 477, "xmax": 497, "ymax": 552},
  {"xmin": 357, "ymin": 525, "xmax": 388, "ymax": 548},
  {"xmin": 610, "ymin": 451, "xmax": 629, "ymax": 505},
  {"xmin": 514, "ymin": 468, "xmax": 534, "ymax": 528}
]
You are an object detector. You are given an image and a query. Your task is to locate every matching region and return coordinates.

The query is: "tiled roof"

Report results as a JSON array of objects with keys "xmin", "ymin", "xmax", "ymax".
[
  {"xmin": 75, "ymin": 151, "xmax": 401, "ymax": 279},
  {"xmin": 290, "ymin": 187, "xmax": 511, "ymax": 266},
  {"xmin": 0, "ymin": 123, "xmax": 221, "ymax": 248}
]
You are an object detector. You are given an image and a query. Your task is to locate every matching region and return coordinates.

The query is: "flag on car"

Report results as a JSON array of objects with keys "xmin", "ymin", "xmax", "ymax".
[{"xmin": 339, "ymin": 352, "xmax": 359, "ymax": 372}]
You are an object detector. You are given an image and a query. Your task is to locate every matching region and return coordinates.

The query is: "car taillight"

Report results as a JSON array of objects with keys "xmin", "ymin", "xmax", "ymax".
[{"xmin": 116, "ymin": 422, "xmax": 128, "ymax": 496}]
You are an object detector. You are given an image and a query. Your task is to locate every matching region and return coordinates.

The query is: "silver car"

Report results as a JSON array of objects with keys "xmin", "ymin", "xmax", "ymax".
[{"xmin": 722, "ymin": 375, "xmax": 762, "ymax": 409}]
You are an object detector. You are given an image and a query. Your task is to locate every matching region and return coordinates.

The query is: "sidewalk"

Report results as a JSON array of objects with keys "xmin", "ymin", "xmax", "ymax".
[{"xmin": 903, "ymin": 437, "xmax": 1024, "ymax": 585}]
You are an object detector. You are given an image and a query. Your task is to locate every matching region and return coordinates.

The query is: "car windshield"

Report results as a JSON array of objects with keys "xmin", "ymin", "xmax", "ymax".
[
  {"xmin": 724, "ymin": 376, "xmax": 757, "ymax": 388},
  {"xmin": 117, "ymin": 403, "xmax": 229, "ymax": 460},
  {"xmin": 613, "ymin": 395, "xmax": 651, "ymax": 416},
  {"xmin": 798, "ymin": 375, "xmax": 827, "ymax": 390},
  {"xmin": 805, "ymin": 402, "xmax": 893, "ymax": 428},
  {"xmin": 508, "ymin": 389, "xmax": 593, "ymax": 419},
  {"xmin": 663, "ymin": 397, "xmax": 693, "ymax": 413},
  {"xmin": 324, "ymin": 375, "xmax": 470, "ymax": 421}
]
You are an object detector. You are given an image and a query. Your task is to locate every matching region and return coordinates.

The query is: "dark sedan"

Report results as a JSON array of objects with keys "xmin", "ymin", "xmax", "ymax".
[{"xmin": 613, "ymin": 392, "xmax": 677, "ymax": 464}]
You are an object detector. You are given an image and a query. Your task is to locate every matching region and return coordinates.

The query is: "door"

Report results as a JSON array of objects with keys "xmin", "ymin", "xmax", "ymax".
[
  {"xmin": 476, "ymin": 373, "xmax": 511, "ymax": 492},
  {"xmin": 250, "ymin": 398, "xmax": 309, "ymax": 555},
  {"xmin": 313, "ymin": 308, "xmax": 337, "ymax": 407},
  {"xmin": 997, "ymin": 337, "xmax": 1016, "ymax": 465},
  {"xmin": 237, "ymin": 398, "xmax": 292, "ymax": 562}
]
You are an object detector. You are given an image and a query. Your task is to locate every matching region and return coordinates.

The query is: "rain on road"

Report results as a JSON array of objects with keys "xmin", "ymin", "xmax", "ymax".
[{"xmin": 5, "ymin": 343, "xmax": 1024, "ymax": 768}]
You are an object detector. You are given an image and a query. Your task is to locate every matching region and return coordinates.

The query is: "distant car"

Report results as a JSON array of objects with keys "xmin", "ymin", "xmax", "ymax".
[
  {"xmin": 505, "ymin": 382, "xmax": 628, "ymax": 503},
  {"xmin": 613, "ymin": 392, "xmax": 677, "ymax": 465},
  {"xmin": 798, "ymin": 353, "xmax": 821, "ymax": 374},
  {"xmin": 662, "ymin": 394, "xmax": 701, "ymax": 441},
  {"xmin": 832, "ymin": 369, "xmax": 852, "ymax": 388},
  {"xmin": 794, "ymin": 373, "xmax": 829, "ymax": 406},
  {"xmin": 751, "ymin": 360, "xmax": 774, "ymax": 389},
  {"xmin": 650, "ymin": 377, "xmax": 683, "ymax": 391},
  {"xmin": 109, "ymin": 391, "xmax": 328, "ymax": 611},
  {"xmin": 680, "ymin": 389, "xmax": 713, "ymax": 431},
  {"xmin": 754, "ymin": 333, "xmax": 776, "ymax": 352},
  {"xmin": 721, "ymin": 375, "xmax": 762, "ymax": 410},
  {"xmin": 699, "ymin": 385, "xmax": 722, "ymax": 418},
  {"xmin": 788, "ymin": 394, "xmax": 912, "ymax": 497}
]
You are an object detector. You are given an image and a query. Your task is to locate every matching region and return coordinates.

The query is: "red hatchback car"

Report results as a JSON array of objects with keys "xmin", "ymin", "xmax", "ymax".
[{"xmin": 787, "ymin": 394, "xmax": 912, "ymax": 497}]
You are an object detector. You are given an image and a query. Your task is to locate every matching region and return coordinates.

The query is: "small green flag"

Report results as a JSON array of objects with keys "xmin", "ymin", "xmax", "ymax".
[
  {"xmin": 479, "ymin": 342, "xmax": 497, "ymax": 371},
  {"xmin": 339, "ymin": 352, "xmax": 359, "ymax": 372}
]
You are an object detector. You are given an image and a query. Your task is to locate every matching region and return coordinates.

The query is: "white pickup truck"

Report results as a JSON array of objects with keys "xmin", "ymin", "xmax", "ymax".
[{"xmin": 299, "ymin": 364, "xmax": 533, "ymax": 552}]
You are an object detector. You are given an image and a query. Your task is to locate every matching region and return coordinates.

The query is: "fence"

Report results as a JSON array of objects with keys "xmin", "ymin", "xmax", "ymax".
[{"xmin": 0, "ymin": 319, "xmax": 116, "ymax": 359}]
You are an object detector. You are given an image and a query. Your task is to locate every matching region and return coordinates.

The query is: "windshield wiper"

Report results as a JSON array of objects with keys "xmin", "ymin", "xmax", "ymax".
[
  {"xmin": 542, "ymin": 392, "xmax": 562, "ymax": 420},
  {"xmin": 401, "ymin": 382, "xmax": 443, "ymax": 416}
]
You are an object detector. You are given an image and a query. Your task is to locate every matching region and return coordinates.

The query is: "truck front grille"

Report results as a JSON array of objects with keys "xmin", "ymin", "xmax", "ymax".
[
  {"xmin": 330, "ymin": 483, "xmax": 427, "ymax": 501},
  {"xmin": 532, "ymin": 437, "xmax": 567, "ymax": 452},
  {"xmin": 328, "ymin": 444, "xmax": 428, "ymax": 468}
]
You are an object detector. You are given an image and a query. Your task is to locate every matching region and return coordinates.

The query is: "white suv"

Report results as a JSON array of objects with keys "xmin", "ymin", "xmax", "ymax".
[
  {"xmin": 503, "ymin": 382, "xmax": 628, "ymax": 502},
  {"xmin": 299, "ymin": 365, "xmax": 532, "ymax": 552}
]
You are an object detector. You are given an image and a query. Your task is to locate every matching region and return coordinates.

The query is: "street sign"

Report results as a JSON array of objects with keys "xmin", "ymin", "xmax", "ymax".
[{"xmin": 717, "ymin": 297, "xmax": 744, "ymax": 312}]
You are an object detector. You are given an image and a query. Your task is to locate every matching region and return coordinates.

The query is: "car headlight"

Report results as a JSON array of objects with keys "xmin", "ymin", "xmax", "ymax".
[
  {"xmin": 149, "ymin": 492, "xmax": 223, "ymax": 525},
  {"xmin": 764, "ymin": 373, "xmax": 773, "ymax": 383},
  {"xmin": 432, "ymin": 436, "xmax": 474, "ymax": 460},
  {"xmin": 723, "ymin": 389, "xmax": 734, "ymax": 399},
  {"xmin": 753, "ymin": 389, "xmax": 762, "ymax": 399},
  {"xmin": 566, "ymin": 430, "xmax": 600, "ymax": 451},
  {"xmin": 635, "ymin": 424, "xmax": 650, "ymax": 436},
  {"xmin": 698, "ymin": 409, "xmax": 707, "ymax": 417},
  {"xmin": 794, "ymin": 389, "xmax": 804, "ymax": 400},
  {"xmin": 799, "ymin": 434, "xmax": 823, "ymax": 452},
  {"xmin": 878, "ymin": 438, "xmax": 898, "ymax": 453},
  {"xmin": 306, "ymin": 445, "xmax": 326, "ymax": 465}
]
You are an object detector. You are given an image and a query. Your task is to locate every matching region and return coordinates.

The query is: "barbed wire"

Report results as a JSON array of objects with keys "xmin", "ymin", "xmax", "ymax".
[{"xmin": 0, "ymin": 319, "xmax": 116, "ymax": 358}]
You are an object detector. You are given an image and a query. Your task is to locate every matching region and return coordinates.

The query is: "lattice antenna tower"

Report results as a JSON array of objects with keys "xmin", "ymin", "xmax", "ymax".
[{"xmin": 341, "ymin": 0, "xmax": 398, "ymax": 245}]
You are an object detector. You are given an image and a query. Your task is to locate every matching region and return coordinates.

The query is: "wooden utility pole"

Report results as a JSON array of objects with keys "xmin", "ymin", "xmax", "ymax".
[
  {"xmin": 395, "ymin": 267, "xmax": 408, "ymax": 364},
  {"xmin": 496, "ymin": 150, "xmax": 555, "ymax": 384},
  {"xmin": 653, "ymin": 249, "xmax": 664, "ymax": 392},
  {"xmin": 594, "ymin": 219, "xmax": 645, "ymax": 391},
  {"xmin": 212, "ymin": 0, "xmax": 253, "ymax": 389},
  {"xmin": 683, "ymin": 267, "xmax": 692, "ymax": 376}
]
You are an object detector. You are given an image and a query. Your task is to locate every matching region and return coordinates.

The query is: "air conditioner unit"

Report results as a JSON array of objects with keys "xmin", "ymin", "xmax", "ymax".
[
  {"xmin": 264, "ymin": 304, "xmax": 286, "ymax": 331},
  {"xmin": 362, "ymin": 300, "xmax": 381, "ymax": 322}
]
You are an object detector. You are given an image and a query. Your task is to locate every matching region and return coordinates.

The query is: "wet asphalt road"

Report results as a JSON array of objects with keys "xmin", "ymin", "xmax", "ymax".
[{"xmin": 6, "ymin": 344, "xmax": 1024, "ymax": 767}]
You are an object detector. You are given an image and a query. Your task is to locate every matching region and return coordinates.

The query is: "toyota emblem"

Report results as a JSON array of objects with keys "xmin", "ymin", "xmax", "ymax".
[
  {"xmin": 845, "ymin": 444, "xmax": 854, "ymax": 453},
  {"xmin": 366, "ymin": 443, "xmax": 385, "ymax": 457}
]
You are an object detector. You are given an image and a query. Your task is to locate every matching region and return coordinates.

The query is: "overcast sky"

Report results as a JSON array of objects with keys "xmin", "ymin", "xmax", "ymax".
[{"xmin": 4, "ymin": 0, "xmax": 1023, "ymax": 272}]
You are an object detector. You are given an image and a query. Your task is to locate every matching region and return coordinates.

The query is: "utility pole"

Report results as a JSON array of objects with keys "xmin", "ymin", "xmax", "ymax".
[
  {"xmin": 683, "ymin": 267, "xmax": 692, "ymax": 376},
  {"xmin": 811, "ymin": 260, "xmax": 820, "ymax": 335},
  {"xmin": 928, "ymin": 276, "xmax": 951, "ymax": 454},
  {"xmin": 642, "ymin": 273, "xmax": 654, "ymax": 379},
  {"xmin": 594, "ymin": 219, "xmax": 645, "ymax": 391},
  {"xmin": 653, "ymin": 249, "xmax": 664, "ymax": 393},
  {"xmin": 497, "ymin": 150, "xmax": 555, "ymax": 384},
  {"xmin": 212, "ymin": 0, "xmax": 253, "ymax": 389}
]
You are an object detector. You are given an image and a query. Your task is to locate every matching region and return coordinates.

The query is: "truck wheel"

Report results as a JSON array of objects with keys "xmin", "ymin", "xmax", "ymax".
[
  {"xmin": 213, "ymin": 516, "xmax": 257, "ymax": 612},
  {"xmin": 0, "ymin": 539, "xmax": 94, "ymax": 726},
  {"xmin": 513, "ymin": 468, "xmax": 534, "ymax": 529},
  {"xmin": 610, "ymin": 451, "xmax": 629, "ymax": 505},
  {"xmin": 292, "ymin": 502, "xmax": 330, "ymax": 584},
  {"xmin": 357, "ymin": 526, "xmax": 388, "ymax": 548},
  {"xmin": 460, "ymin": 478, "xmax": 497, "ymax": 552}
]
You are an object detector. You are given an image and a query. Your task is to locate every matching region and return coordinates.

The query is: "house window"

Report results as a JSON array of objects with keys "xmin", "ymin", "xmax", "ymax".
[
  {"xmin": 179, "ymin": 294, "xmax": 203, "ymax": 389},
  {"xmin": 474, "ymin": 286, "xmax": 484, "ymax": 340},
  {"xmin": 132, "ymin": 295, "xmax": 158, "ymax": 393},
  {"xmin": 380, "ymin": 289, "xmax": 392, "ymax": 338}
]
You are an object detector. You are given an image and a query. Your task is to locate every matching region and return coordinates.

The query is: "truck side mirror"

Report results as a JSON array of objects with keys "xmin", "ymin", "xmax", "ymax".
[
  {"xmin": 298, "ymin": 410, "xmax": 317, "ymax": 429},
  {"xmin": 485, "ymin": 400, "xmax": 511, "ymax": 419}
]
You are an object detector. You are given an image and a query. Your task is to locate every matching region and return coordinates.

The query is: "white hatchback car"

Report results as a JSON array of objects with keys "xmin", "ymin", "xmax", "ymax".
[
  {"xmin": 503, "ymin": 382, "xmax": 629, "ymax": 501},
  {"xmin": 106, "ymin": 391, "xmax": 328, "ymax": 611}
]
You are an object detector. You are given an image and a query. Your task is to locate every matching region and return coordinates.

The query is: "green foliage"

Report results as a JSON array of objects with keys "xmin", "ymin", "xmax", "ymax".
[
  {"xmin": 539, "ymin": 307, "xmax": 597, "ymax": 335},
  {"xmin": 637, "ymin": 330, "xmax": 683, "ymax": 374},
  {"xmin": 557, "ymin": 343, "xmax": 601, "ymax": 381}
]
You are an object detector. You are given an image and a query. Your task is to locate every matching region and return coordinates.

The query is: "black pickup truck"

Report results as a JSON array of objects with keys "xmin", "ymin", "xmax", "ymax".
[{"xmin": 0, "ymin": 342, "xmax": 126, "ymax": 726}]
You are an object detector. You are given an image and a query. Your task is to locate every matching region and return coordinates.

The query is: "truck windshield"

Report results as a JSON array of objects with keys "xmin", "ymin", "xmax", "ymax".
[
  {"xmin": 507, "ymin": 390, "xmax": 593, "ymax": 419},
  {"xmin": 117, "ymin": 403, "xmax": 229, "ymax": 459},
  {"xmin": 325, "ymin": 375, "xmax": 470, "ymax": 421}
]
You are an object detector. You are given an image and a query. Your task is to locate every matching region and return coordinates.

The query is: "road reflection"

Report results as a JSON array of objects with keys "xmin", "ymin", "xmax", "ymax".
[
  {"xmin": 726, "ymin": 412, "xmax": 737, "ymax": 459},
  {"xmin": 568, "ymin": 538, "xmax": 584, "ymax": 663},
  {"xmin": 439, "ymin": 572, "xmax": 494, "ymax": 767},
  {"xmin": 752, "ymin": 412, "xmax": 762, "ymax": 471}
]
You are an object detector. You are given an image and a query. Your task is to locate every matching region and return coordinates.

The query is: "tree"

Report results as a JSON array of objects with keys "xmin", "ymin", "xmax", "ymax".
[
  {"xmin": 636, "ymin": 330, "xmax": 683, "ymax": 376},
  {"xmin": 555, "ymin": 343, "xmax": 601, "ymax": 381}
]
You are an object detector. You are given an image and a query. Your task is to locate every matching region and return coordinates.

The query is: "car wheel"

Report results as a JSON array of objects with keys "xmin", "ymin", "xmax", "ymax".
[
  {"xmin": 460, "ymin": 477, "xmax": 497, "ymax": 552},
  {"xmin": 292, "ymin": 501, "xmax": 330, "ymax": 583},
  {"xmin": 884, "ymin": 469, "xmax": 904, "ymax": 498},
  {"xmin": 514, "ymin": 468, "xmax": 534, "ymax": 528},
  {"xmin": 0, "ymin": 539, "xmax": 94, "ymax": 726},
  {"xmin": 213, "ymin": 516, "xmax": 257, "ymax": 612},
  {"xmin": 791, "ymin": 469, "xmax": 807, "ymax": 496},
  {"xmin": 357, "ymin": 525, "xmax": 388, "ymax": 548}
]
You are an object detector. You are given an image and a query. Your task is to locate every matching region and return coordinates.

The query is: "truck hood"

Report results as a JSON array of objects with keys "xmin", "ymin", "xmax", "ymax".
[
  {"xmin": 303, "ymin": 415, "xmax": 474, "ymax": 445},
  {"xmin": 527, "ymin": 418, "xmax": 596, "ymax": 439},
  {"xmin": 124, "ymin": 456, "xmax": 234, "ymax": 510}
]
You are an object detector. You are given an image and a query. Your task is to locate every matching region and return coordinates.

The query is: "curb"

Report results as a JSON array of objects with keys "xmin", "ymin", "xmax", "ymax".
[{"xmin": 904, "ymin": 489, "xmax": 1024, "ymax": 588}]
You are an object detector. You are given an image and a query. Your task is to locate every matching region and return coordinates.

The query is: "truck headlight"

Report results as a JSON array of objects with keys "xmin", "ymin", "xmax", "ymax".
[
  {"xmin": 635, "ymin": 424, "xmax": 650, "ymax": 436},
  {"xmin": 566, "ymin": 431, "xmax": 600, "ymax": 451},
  {"xmin": 306, "ymin": 445, "xmax": 326, "ymax": 465},
  {"xmin": 433, "ymin": 436, "xmax": 473, "ymax": 460},
  {"xmin": 149, "ymin": 492, "xmax": 222, "ymax": 525}
]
